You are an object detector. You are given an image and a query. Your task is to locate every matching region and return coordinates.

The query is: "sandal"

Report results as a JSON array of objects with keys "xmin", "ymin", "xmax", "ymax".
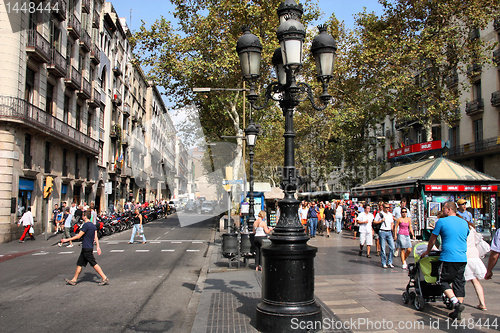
[
  {"xmin": 98, "ymin": 278, "xmax": 109, "ymax": 286},
  {"xmin": 474, "ymin": 305, "xmax": 487, "ymax": 311},
  {"xmin": 65, "ymin": 278, "xmax": 76, "ymax": 286}
]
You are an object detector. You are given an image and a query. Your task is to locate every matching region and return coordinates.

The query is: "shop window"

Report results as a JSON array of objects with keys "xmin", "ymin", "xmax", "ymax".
[{"xmin": 18, "ymin": 178, "xmax": 34, "ymax": 217}]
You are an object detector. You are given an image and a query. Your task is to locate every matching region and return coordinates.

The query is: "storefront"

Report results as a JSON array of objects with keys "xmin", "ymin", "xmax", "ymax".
[
  {"xmin": 18, "ymin": 178, "xmax": 34, "ymax": 217},
  {"xmin": 352, "ymin": 157, "xmax": 499, "ymax": 240}
]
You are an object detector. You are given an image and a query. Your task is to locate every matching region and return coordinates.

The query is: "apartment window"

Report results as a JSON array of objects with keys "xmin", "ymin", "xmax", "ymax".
[
  {"xmin": 75, "ymin": 153, "xmax": 79, "ymax": 178},
  {"xmin": 64, "ymin": 95, "xmax": 70, "ymax": 123},
  {"xmin": 24, "ymin": 134, "xmax": 32, "ymax": 168},
  {"xmin": 86, "ymin": 157, "xmax": 91, "ymax": 180},
  {"xmin": 87, "ymin": 110, "xmax": 93, "ymax": 136},
  {"xmin": 473, "ymin": 80, "xmax": 482, "ymax": 100},
  {"xmin": 417, "ymin": 130, "xmax": 423, "ymax": 143},
  {"xmin": 49, "ymin": 20, "xmax": 61, "ymax": 51},
  {"xmin": 76, "ymin": 104, "xmax": 81, "ymax": 130},
  {"xmin": 46, "ymin": 82, "xmax": 55, "ymax": 115},
  {"xmin": 45, "ymin": 142, "xmax": 51, "ymax": 173},
  {"xmin": 100, "ymin": 66, "xmax": 106, "ymax": 90},
  {"xmin": 66, "ymin": 41, "xmax": 73, "ymax": 65},
  {"xmin": 473, "ymin": 119, "xmax": 483, "ymax": 142},
  {"xmin": 62, "ymin": 149, "xmax": 67, "ymax": 177},
  {"xmin": 25, "ymin": 68, "xmax": 35, "ymax": 103}
]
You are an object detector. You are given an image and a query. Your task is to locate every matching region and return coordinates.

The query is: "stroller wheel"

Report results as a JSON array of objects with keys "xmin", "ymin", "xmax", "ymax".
[
  {"xmin": 402, "ymin": 291, "xmax": 410, "ymax": 304},
  {"xmin": 409, "ymin": 291, "xmax": 416, "ymax": 302},
  {"xmin": 414, "ymin": 295, "xmax": 425, "ymax": 311}
]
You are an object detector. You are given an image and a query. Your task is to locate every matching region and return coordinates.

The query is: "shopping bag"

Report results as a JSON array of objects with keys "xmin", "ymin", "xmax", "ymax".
[{"xmin": 29, "ymin": 226, "xmax": 34, "ymax": 234}]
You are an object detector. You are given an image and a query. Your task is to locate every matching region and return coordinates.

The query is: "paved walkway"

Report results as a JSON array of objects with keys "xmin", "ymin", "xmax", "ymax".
[{"xmin": 193, "ymin": 228, "xmax": 500, "ymax": 333}]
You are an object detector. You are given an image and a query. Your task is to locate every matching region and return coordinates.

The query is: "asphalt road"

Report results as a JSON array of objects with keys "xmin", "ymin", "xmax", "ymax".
[{"xmin": 0, "ymin": 212, "xmax": 217, "ymax": 333}]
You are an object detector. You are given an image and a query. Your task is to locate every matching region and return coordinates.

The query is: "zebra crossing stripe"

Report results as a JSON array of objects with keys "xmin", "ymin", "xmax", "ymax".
[
  {"xmin": 186, "ymin": 249, "xmax": 200, "ymax": 252},
  {"xmin": 161, "ymin": 249, "xmax": 175, "ymax": 252},
  {"xmin": 135, "ymin": 250, "xmax": 149, "ymax": 253},
  {"xmin": 110, "ymin": 250, "xmax": 124, "ymax": 253}
]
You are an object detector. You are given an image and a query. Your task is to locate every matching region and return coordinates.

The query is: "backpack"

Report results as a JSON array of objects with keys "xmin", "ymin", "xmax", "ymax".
[{"xmin": 373, "ymin": 213, "xmax": 382, "ymax": 233}]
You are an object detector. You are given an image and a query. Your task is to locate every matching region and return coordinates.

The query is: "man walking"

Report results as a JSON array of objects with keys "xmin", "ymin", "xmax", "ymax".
[
  {"xmin": 357, "ymin": 203, "xmax": 374, "ymax": 258},
  {"xmin": 61, "ymin": 211, "xmax": 109, "ymax": 286},
  {"xmin": 335, "ymin": 201, "xmax": 343, "ymax": 234},
  {"xmin": 374, "ymin": 202, "xmax": 395, "ymax": 268},
  {"xmin": 323, "ymin": 201, "xmax": 334, "ymax": 238},
  {"xmin": 421, "ymin": 201, "xmax": 469, "ymax": 320},
  {"xmin": 18, "ymin": 207, "xmax": 35, "ymax": 242},
  {"xmin": 308, "ymin": 202, "xmax": 319, "ymax": 238}
]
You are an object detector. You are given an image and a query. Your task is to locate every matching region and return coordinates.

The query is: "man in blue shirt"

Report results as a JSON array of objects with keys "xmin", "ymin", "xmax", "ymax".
[
  {"xmin": 422, "ymin": 201, "xmax": 469, "ymax": 320},
  {"xmin": 61, "ymin": 211, "xmax": 109, "ymax": 286},
  {"xmin": 308, "ymin": 202, "xmax": 319, "ymax": 238},
  {"xmin": 456, "ymin": 198, "xmax": 473, "ymax": 223}
]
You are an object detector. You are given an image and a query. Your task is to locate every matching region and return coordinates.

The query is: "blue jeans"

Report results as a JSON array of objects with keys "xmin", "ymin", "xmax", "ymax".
[
  {"xmin": 129, "ymin": 224, "xmax": 146, "ymax": 243},
  {"xmin": 379, "ymin": 230, "xmax": 394, "ymax": 265},
  {"xmin": 309, "ymin": 218, "xmax": 318, "ymax": 237},
  {"xmin": 335, "ymin": 217, "xmax": 342, "ymax": 233}
]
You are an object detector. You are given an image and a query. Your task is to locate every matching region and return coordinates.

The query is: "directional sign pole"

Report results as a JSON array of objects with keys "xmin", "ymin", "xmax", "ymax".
[{"xmin": 227, "ymin": 186, "xmax": 232, "ymax": 233}]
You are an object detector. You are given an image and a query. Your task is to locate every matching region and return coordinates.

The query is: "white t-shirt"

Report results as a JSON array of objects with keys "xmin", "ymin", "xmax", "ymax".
[
  {"xmin": 393, "ymin": 205, "xmax": 411, "ymax": 219},
  {"xmin": 335, "ymin": 206, "xmax": 343, "ymax": 218},
  {"xmin": 375, "ymin": 211, "xmax": 394, "ymax": 231},
  {"xmin": 357, "ymin": 212, "xmax": 374, "ymax": 233},
  {"xmin": 299, "ymin": 207, "xmax": 309, "ymax": 220}
]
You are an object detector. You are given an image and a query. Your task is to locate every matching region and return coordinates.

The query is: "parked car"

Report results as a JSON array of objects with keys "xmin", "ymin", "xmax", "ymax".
[
  {"xmin": 200, "ymin": 201, "xmax": 215, "ymax": 214},
  {"xmin": 185, "ymin": 201, "xmax": 196, "ymax": 213}
]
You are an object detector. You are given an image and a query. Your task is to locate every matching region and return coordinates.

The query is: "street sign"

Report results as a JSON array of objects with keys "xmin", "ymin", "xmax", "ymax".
[{"xmin": 222, "ymin": 179, "xmax": 243, "ymax": 185}]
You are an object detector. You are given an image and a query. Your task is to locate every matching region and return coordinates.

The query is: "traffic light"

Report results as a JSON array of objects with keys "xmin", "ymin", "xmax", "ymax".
[{"xmin": 43, "ymin": 176, "xmax": 53, "ymax": 198}]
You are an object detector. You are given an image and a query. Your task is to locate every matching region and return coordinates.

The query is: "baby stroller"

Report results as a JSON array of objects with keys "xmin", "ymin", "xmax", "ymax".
[{"xmin": 402, "ymin": 242, "xmax": 452, "ymax": 311}]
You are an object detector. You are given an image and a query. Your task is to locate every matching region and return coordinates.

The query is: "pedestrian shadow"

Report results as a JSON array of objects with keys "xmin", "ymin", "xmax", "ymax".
[
  {"xmin": 203, "ymin": 276, "xmax": 260, "ymax": 329},
  {"xmin": 78, "ymin": 272, "xmax": 102, "ymax": 284}
]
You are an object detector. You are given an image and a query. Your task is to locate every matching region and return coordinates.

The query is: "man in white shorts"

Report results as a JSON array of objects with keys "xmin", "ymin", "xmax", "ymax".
[{"xmin": 357, "ymin": 203, "xmax": 374, "ymax": 258}]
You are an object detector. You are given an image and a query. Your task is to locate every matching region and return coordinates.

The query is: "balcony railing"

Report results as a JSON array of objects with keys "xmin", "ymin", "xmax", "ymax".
[
  {"xmin": 0, "ymin": 96, "xmax": 99, "ymax": 155},
  {"xmin": 78, "ymin": 77, "xmax": 91, "ymax": 99},
  {"xmin": 122, "ymin": 103, "xmax": 130, "ymax": 116},
  {"xmin": 492, "ymin": 91, "xmax": 500, "ymax": 107},
  {"xmin": 50, "ymin": 0, "xmax": 67, "ymax": 21},
  {"xmin": 92, "ymin": 9, "xmax": 100, "ymax": 28},
  {"xmin": 26, "ymin": 30, "xmax": 51, "ymax": 63},
  {"xmin": 67, "ymin": 13, "xmax": 81, "ymax": 39},
  {"xmin": 81, "ymin": 0, "xmax": 91, "ymax": 13},
  {"xmin": 465, "ymin": 98, "xmax": 484, "ymax": 116},
  {"xmin": 80, "ymin": 29, "xmax": 91, "ymax": 52},
  {"xmin": 65, "ymin": 66, "xmax": 81, "ymax": 90},
  {"xmin": 466, "ymin": 63, "xmax": 482, "ymax": 77},
  {"xmin": 448, "ymin": 137, "xmax": 500, "ymax": 159},
  {"xmin": 90, "ymin": 43, "xmax": 100, "ymax": 64},
  {"xmin": 493, "ymin": 48, "xmax": 500, "ymax": 66},
  {"xmin": 113, "ymin": 61, "xmax": 122, "ymax": 76},
  {"xmin": 112, "ymin": 90, "xmax": 122, "ymax": 106},
  {"xmin": 47, "ymin": 48, "xmax": 67, "ymax": 77},
  {"xmin": 89, "ymin": 87, "xmax": 101, "ymax": 107},
  {"xmin": 122, "ymin": 132, "xmax": 129, "ymax": 146}
]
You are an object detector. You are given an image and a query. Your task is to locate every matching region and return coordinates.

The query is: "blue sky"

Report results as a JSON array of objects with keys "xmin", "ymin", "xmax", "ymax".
[{"xmin": 113, "ymin": 0, "xmax": 384, "ymax": 32}]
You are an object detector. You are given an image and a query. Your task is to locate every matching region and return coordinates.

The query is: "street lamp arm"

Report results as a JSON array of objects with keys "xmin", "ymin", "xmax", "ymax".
[
  {"xmin": 297, "ymin": 82, "xmax": 332, "ymax": 111},
  {"xmin": 247, "ymin": 82, "xmax": 282, "ymax": 110}
]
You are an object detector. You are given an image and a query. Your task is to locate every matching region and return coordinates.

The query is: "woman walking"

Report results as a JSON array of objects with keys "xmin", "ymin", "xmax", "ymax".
[
  {"xmin": 129, "ymin": 209, "xmax": 146, "ymax": 244},
  {"xmin": 253, "ymin": 210, "xmax": 273, "ymax": 271},
  {"xmin": 464, "ymin": 221, "xmax": 487, "ymax": 310},
  {"xmin": 394, "ymin": 208, "xmax": 415, "ymax": 269}
]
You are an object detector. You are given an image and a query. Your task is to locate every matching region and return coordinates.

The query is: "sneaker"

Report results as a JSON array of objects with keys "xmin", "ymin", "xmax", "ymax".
[
  {"xmin": 402, "ymin": 263, "xmax": 407, "ymax": 269},
  {"xmin": 449, "ymin": 303, "xmax": 465, "ymax": 320},
  {"xmin": 67, "ymin": 244, "xmax": 74, "ymax": 248},
  {"xmin": 376, "ymin": 251, "xmax": 380, "ymax": 256},
  {"xmin": 394, "ymin": 249, "xmax": 399, "ymax": 257},
  {"xmin": 58, "ymin": 243, "xmax": 63, "ymax": 247},
  {"xmin": 382, "ymin": 264, "xmax": 388, "ymax": 268},
  {"xmin": 19, "ymin": 240, "xmax": 25, "ymax": 243},
  {"xmin": 388, "ymin": 263, "xmax": 395, "ymax": 268}
]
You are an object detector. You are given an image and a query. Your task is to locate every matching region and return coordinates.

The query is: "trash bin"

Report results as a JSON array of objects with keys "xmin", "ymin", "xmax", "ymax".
[
  {"xmin": 240, "ymin": 233, "xmax": 255, "ymax": 258},
  {"xmin": 222, "ymin": 233, "xmax": 238, "ymax": 258}
]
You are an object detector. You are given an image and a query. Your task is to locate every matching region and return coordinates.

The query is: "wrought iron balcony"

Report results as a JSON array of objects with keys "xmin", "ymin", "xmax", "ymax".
[
  {"xmin": 67, "ymin": 13, "xmax": 81, "ymax": 39},
  {"xmin": 0, "ymin": 96, "xmax": 99, "ymax": 155},
  {"xmin": 112, "ymin": 90, "xmax": 122, "ymax": 106},
  {"xmin": 50, "ymin": 0, "xmax": 67, "ymax": 21},
  {"xmin": 113, "ymin": 61, "xmax": 122, "ymax": 76},
  {"xmin": 121, "ymin": 166, "xmax": 132, "ymax": 178},
  {"xmin": 80, "ymin": 29, "xmax": 91, "ymax": 52},
  {"xmin": 65, "ymin": 66, "xmax": 82, "ymax": 90},
  {"xmin": 92, "ymin": 9, "xmax": 100, "ymax": 28},
  {"xmin": 494, "ymin": 48, "xmax": 500, "ymax": 66},
  {"xmin": 47, "ymin": 48, "xmax": 67, "ymax": 77},
  {"xmin": 78, "ymin": 77, "xmax": 91, "ymax": 100},
  {"xmin": 89, "ymin": 87, "xmax": 101, "ymax": 107},
  {"xmin": 448, "ymin": 137, "xmax": 500, "ymax": 159},
  {"xmin": 465, "ymin": 98, "xmax": 484, "ymax": 116},
  {"xmin": 90, "ymin": 44, "xmax": 100, "ymax": 64},
  {"xmin": 122, "ymin": 132, "xmax": 129, "ymax": 146},
  {"xmin": 26, "ymin": 30, "xmax": 51, "ymax": 63},
  {"xmin": 81, "ymin": 0, "xmax": 91, "ymax": 13},
  {"xmin": 466, "ymin": 63, "xmax": 482, "ymax": 77},
  {"xmin": 492, "ymin": 91, "xmax": 500, "ymax": 107},
  {"xmin": 122, "ymin": 103, "xmax": 130, "ymax": 116}
]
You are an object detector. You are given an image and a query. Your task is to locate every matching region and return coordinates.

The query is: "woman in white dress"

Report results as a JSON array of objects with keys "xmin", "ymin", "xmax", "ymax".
[{"xmin": 464, "ymin": 221, "xmax": 487, "ymax": 310}]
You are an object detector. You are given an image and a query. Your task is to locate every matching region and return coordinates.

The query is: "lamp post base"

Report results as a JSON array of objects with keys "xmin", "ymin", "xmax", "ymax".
[{"xmin": 256, "ymin": 198, "xmax": 321, "ymax": 332}]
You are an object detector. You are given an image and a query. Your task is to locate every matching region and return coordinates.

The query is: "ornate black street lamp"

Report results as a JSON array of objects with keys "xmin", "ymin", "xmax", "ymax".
[
  {"xmin": 244, "ymin": 119, "xmax": 259, "ymax": 231},
  {"xmin": 236, "ymin": 1, "xmax": 337, "ymax": 331}
]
